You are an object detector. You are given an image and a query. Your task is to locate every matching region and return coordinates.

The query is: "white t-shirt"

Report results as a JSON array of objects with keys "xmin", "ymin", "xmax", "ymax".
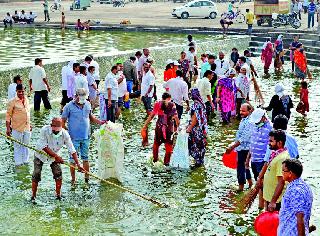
[
  {"xmin": 105, "ymin": 72, "xmax": 119, "ymax": 101},
  {"xmin": 117, "ymin": 71, "xmax": 127, "ymax": 97},
  {"xmin": 163, "ymin": 77, "xmax": 188, "ymax": 106},
  {"xmin": 186, "ymin": 51, "xmax": 196, "ymax": 70},
  {"xmin": 7, "ymin": 83, "xmax": 17, "ymax": 100},
  {"xmin": 141, "ymin": 70, "xmax": 155, "ymax": 98},
  {"xmin": 29, "ymin": 65, "xmax": 47, "ymax": 91},
  {"xmin": 235, "ymin": 74, "xmax": 250, "ymax": 99},
  {"xmin": 91, "ymin": 60, "xmax": 100, "ymax": 81},
  {"xmin": 61, "ymin": 65, "xmax": 69, "ymax": 90},
  {"xmin": 75, "ymin": 74, "xmax": 89, "ymax": 95},
  {"xmin": 215, "ymin": 59, "xmax": 230, "ymax": 77},
  {"xmin": 196, "ymin": 77, "xmax": 211, "ymax": 102}
]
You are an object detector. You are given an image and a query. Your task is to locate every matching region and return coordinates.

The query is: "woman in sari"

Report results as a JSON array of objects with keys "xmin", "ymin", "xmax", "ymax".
[
  {"xmin": 216, "ymin": 69, "xmax": 236, "ymax": 123},
  {"xmin": 294, "ymin": 43, "xmax": 308, "ymax": 80},
  {"xmin": 274, "ymin": 35, "xmax": 284, "ymax": 71},
  {"xmin": 186, "ymin": 88, "xmax": 208, "ymax": 167},
  {"xmin": 178, "ymin": 51, "xmax": 190, "ymax": 83},
  {"xmin": 261, "ymin": 37, "xmax": 274, "ymax": 75}
]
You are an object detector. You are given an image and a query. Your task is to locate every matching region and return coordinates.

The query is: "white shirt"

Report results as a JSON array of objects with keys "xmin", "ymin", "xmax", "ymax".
[
  {"xmin": 137, "ymin": 55, "xmax": 149, "ymax": 75},
  {"xmin": 4, "ymin": 15, "xmax": 13, "ymax": 21},
  {"xmin": 29, "ymin": 13, "xmax": 37, "ymax": 20},
  {"xmin": 35, "ymin": 125, "xmax": 76, "ymax": 163},
  {"xmin": 215, "ymin": 58, "xmax": 230, "ymax": 76},
  {"xmin": 235, "ymin": 74, "xmax": 250, "ymax": 99},
  {"xmin": 7, "ymin": 83, "xmax": 17, "ymax": 100},
  {"xmin": 75, "ymin": 74, "xmax": 89, "ymax": 95},
  {"xmin": 303, "ymin": 0, "xmax": 308, "ymax": 6},
  {"xmin": 20, "ymin": 13, "xmax": 26, "ymax": 20},
  {"xmin": 141, "ymin": 70, "xmax": 155, "ymax": 98},
  {"xmin": 61, "ymin": 65, "xmax": 69, "ymax": 90},
  {"xmin": 91, "ymin": 59, "xmax": 100, "ymax": 80},
  {"xmin": 186, "ymin": 51, "xmax": 195, "ymax": 70},
  {"xmin": 29, "ymin": 65, "xmax": 47, "ymax": 91},
  {"xmin": 105, "ymin": 72, "xmax": 119, "ymax": 101},
  {"xmin": 117, "ymin": 71, "xmax": 127, "ymax": 97},
  {"xmin": 298, "ymin": 2, "xmax": 303, "ymax": 10},
  {"xmin": 163, "ymin": 77, "xmax": 188, "ymax": 106},
  {"xmin": 196, "ymin": 77, "xmax": 211, "ymax": 103}
]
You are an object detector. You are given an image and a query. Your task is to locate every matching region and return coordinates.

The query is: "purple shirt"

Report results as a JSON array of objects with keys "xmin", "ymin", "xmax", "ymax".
[{"xmin": 249, "ymin": 120, "xmax": 272, "ymax": 162}]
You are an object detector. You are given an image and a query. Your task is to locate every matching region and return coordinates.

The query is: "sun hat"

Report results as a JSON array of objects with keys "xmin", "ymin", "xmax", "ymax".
[{"xmin": 250, "ymin": 108, "xmax": 266, "ymax": 124}]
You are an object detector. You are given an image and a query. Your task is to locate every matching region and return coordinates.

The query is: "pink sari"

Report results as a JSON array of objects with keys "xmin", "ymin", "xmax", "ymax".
[{"xmin": 261, "ymin": 42, "xmax": 273, "ymax": 69}]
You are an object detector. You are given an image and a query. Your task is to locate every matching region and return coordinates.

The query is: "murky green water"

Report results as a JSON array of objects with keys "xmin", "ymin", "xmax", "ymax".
[{"xmin": 0, "ymin": 29, "xmax": 319, "ymax": 235}]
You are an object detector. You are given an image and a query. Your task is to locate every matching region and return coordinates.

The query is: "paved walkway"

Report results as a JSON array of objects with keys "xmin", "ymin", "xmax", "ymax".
[{"xmin": 0, "ymin": 1, "xmax": 318, "ymax": 31}]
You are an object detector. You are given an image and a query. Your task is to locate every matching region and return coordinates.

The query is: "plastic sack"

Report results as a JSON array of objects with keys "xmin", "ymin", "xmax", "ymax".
[
  {"xmin": 170, "ymin": 131, "xmax": 190, "ymax": 169},
  {"xmin": 94, "ymin": 122, "xmax": 124, "ymax": 181},
  {"xmin": 99, "ymin": 94, "xmax": 107, "ymax": 121}
]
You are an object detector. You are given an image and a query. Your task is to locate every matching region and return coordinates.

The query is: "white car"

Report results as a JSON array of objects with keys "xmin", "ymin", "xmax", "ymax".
[{"xmin": 172, "ymin": 0, "xmax": 218, "ymax": 19}]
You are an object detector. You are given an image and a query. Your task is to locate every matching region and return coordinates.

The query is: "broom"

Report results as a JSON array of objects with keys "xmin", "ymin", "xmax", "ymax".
[
  {"xmin": 236, "ymin": 187, "xmax": 260, "ymax": 213},
  {"xmin": 251, "ymin": 75, "xmax": 265, "ymax": 106}
]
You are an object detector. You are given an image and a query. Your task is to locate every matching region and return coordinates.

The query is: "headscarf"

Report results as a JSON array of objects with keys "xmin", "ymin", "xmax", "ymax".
[
  {"xmin": 262, "ymin": 37, "xmax": 272, "ymax": 50},
  {"xmin": 275, "ymin": 83, "xmax": 285, "ymax": 98},
  {"xmin": 225, "ymin": 68, "xmax": 236, "ymax": 77},
  {"xmin": 190, "ymin": 88, "xmax": 205, "ymax": 109},
  {"xmin": 277, "ymin": 34, "xmax": 283, "ymax": 41},
  {"xmin": 190, "ymin": 88, "xmax": 208, "ymax": 134}
]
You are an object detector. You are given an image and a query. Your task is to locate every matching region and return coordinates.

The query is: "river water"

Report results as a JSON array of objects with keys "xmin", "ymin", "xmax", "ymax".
[{"xmin": 0, "ymin": 28, "xmax": 319, "ymax": 235}]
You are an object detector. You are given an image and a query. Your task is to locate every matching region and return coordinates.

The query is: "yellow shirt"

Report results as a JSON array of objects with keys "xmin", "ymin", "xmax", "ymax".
[
  {"xmin": 6, "ymin": 96, "xmax": 31, "ymax": 132},
  {"xmin": 245, "ymin": 12, "xmax": 255, "ymax": 25},
  {"xmin": 263, "ymin": 151, "xmax": 289, "ymax": 203}
]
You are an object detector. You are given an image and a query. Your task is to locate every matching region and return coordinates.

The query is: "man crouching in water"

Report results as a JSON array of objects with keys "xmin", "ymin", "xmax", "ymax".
[{"xmin": 31, "ymin": 117, "xmax": 84, "ymax": 203}]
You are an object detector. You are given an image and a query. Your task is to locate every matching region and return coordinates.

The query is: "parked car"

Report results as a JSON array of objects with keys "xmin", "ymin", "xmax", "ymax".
[
  {"xmin": 172, "ymin": 0, "xmax": 218, "ymax": 19},
  {"xmin": 99, "ymin": 0, "xmax": 113, "ymax": 4}
]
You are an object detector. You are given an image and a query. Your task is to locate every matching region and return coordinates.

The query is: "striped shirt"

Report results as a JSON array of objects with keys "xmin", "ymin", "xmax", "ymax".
[
  {"xmin": 235, "ymin": 116, "xmax": 252, "ymax": 151},
  {"xmin": 249, "ymin": 120, "xmax": 272, "ymax": 162},
  {"xmin": 278, "ymin": 178, "xmax": 313, "ymax": 236},
  {"xmin": 308, "ymin": 2, "xmax": 316, "ymax": 13},
  {"xmin": 264, "ymin": 132, "xmax": 299, "ymax": 161}
]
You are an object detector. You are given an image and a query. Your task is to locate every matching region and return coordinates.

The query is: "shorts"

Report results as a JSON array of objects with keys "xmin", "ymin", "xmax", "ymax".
[
  {"xmin": 61, "ymin": 90, "xmax": 72, "ymax": 106},
  {"xmin": 142, "ymin": 96, "xmax": 153, "ymax": 112},
  {"xmin": 70, "ymin": 139, "xmax": 90, "ymax": 162},
  {"xmin": 118, "ymin": 97, "xmax": 124, "ymax": 108},
  {"xmin": 32, "ymin": 157, "xmax": 62, "ymax": 182},
  {"xmin": 251, "ymin": 161, "xmax": 265, "ymax": 181}
]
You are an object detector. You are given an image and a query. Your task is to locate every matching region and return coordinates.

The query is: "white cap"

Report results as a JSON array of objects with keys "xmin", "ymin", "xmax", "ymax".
[
  {"xmin": 173, "ymin": 61, "xmax": 180, "ymax": 66},
  {"xmin": 275, "ymin": 83, "xmax": 285, "ymax": 98},
  {"xmin": 205, "ymin": 51, "xmax": 212, "ymax": 55},
  {"xmin": 166, "ymin": 59, "xmax": 174, "ymax": 65},
  {"xmin": 250, "ymin": 108, "xmax": 266, "ymax": 124}
]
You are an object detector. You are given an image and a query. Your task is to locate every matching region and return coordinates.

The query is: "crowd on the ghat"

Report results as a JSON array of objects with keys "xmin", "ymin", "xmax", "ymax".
[{"xmin": 4, "ymin": 34, "xmax": 314, "ymax": 235}]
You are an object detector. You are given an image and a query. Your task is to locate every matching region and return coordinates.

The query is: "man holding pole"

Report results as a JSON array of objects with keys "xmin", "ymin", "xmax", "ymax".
[{"xmin": 31, "ymin": 117, "xmax": 84, "ymax": 203}]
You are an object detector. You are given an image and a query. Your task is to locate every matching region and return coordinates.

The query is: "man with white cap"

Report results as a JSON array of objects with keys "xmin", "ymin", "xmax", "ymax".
[
  {"xmin": 246, "ymin": 107, "xmax": 272, "ymax": 209},
  {"xmin": 62, "ymin": 88, "xmax": 105, "ymax": 184},
  {"xmin": 31, "ymin": 117, "xmax": 84, "ymax": 203},
  {"xmin": 264, "ymin": 83, "xmax": 293, "ymax": 122}
]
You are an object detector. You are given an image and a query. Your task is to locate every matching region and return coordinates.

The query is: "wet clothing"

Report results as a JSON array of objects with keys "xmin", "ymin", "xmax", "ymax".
[
  {"xmin": 294, "ymin": 49, "xmax": 307, "ymax": 79},
  {"xmin": 217, "ymin": 77, "xmax": 235, "ymax": 123},
  {"xmin": 261, "ymin": 42, "xmax": 273, "ymax": 71},
  {"xmin": 300, "ymin": 88, "xmax": 309, "ymax": 113},
  {"xmin": 152, "ymin": 101, "xmax": 177, "ymax": 165}
]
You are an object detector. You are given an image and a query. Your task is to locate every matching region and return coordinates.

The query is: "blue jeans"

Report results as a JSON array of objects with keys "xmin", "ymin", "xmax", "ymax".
[
  {"xmin": 70, "ymin": 139, "xmax": 90, "ymax": 162},
  {"xmin": 308, "ymin": 12, "xmax": 315, "ymax": 28},
  {"xmin": 237, "ymin": 150, "xmax": 252, "ymax": 185},
  {"xmin": 247, "ymin": 24, "xmax": 253, "ymax": 35}
]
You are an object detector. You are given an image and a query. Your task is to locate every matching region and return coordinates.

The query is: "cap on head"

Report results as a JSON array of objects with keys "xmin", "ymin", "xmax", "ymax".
[{"xmin": 250, "ymin": 108, "xmax": 266, "ymax": 124}]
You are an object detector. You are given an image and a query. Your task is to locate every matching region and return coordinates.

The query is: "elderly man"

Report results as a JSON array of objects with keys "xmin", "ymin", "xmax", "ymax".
[
  {"xmin": 226, "ymin": 103, "xmax": 253, "ymax": 191},
  {"xmin": 279, "ymin": 159, "xmax": 314, "ymax": 236},
  {"xmin": 6, "ymin": 84, "xmax": 31, "ymax": 166},
  {"xmin": 31, "ymin": 117, "xmax": 84, "ymax": 203},
  {"xmin": 62, "ymin": 88, "xmax": 104, "ymax": 184},
  {"xmin": 163, "ymin": 70, "xmax": 189, "ymax": 120},
  {"xmin": 215, "ymin": 52, "xmax": 230, "ymax": 77}
]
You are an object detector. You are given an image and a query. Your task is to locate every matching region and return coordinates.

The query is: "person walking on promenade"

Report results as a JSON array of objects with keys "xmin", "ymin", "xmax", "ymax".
[
  {"xmin": 264, "ymin": 83, "xmax": 293, "ymax": 122},
  {"xmin": 258, "ymin": 130, "xmax": 289, "ymax": 212},
  {"xmin": 43, "ymin": 0, "xmax": 50, "ymax": 22},
  {"xmin": 105, "ymin": 66, "xmax": 118, "ymax": 122},
  {"xmin": 308, "ymin": 0, "xmax": 317, "ymax": 29},
  {"xmin": 261, "ymin": 37, "xmax": 274, "ymax": 75},
  {"xmin": 278, "ymin": 159, "xmax": 313, "ymax": 236},
  {"xmin": 163, "ymin": 70, "xmax": 189, "ymax": 120},
  {"xmin": 245, "ymin": 9, "xmax": 254, "ymax": 35},
  {"xmin": 29, "ymin": 58, "xmax": 52, "ymax": 111},
  {"xmin": 142, "ymin": 92, "xmax": 179, "ymax": 166},
  {"xmin": 31, "ymin": 117, "xmax": 84, "ymax": 203},
  {"xmin": 187, "ymin": 88, "xmax": 208, "ymax": 168},
  {"xmin": 226, "ymin": 103, "xmax": 253, "ymax": 191},
  {"xmin": 62, "ymin": 88, "xmax": 104, "ymax": 184},
  {"xmin": 6, "ymin": 84, "xmax": 31, "ymax": 166}
]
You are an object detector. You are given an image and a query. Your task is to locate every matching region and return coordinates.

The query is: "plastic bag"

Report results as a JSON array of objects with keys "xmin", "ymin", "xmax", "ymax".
[
  {"xmin": 170, "ymin": 131, "xmax": 190, "ymax": 169},
  {"xmin": 94, "ymin": 122, "xmax": 124, "ymax": 181},
  {"xmin": 99, "ymin": 94, "xmax": 107, "ymax": 121}
]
